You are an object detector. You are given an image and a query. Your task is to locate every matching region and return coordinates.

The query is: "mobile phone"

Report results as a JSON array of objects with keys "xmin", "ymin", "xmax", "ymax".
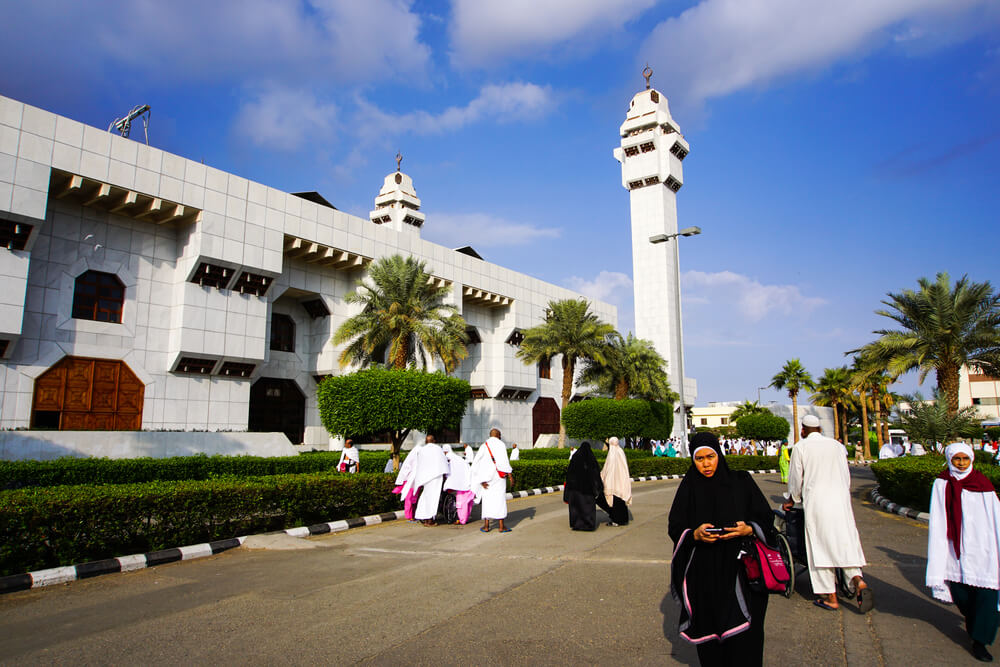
[{"xmin": 704, "ymin": 527, "xmax": 727, "ymax": 535}]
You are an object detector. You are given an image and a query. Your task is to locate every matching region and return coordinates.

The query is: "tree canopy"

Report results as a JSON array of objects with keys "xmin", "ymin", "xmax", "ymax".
[
  {"xmin": 578, "ymin": 332, "xmax": 675, "ymax": 401},
  {"xmin": 770, "ymin": 359, "xmax": 815, "ymax": 442},
  {"xmin": 858, "ymin": 272, "xmax": 1000, "ymax": 415},
  {"xmin": 317, "ymin": 367, "xmax": 470, "ymax": 468},
  {"xmin": 333, "ymin": 254, "xmax": 468, "ymax": 372},
  {"xmin": 517, "ymin": 299, "xmax": 615, "ymax": 447},
  {"xmin": 735, "ymin": 412, "xmax": 790, "ymax": 442}
]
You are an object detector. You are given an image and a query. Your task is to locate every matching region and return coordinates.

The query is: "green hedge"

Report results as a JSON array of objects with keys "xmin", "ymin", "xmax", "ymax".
[
  {"xmin": 515, "ymin": 447, "xmax": 658, "ymax": 462},
  {"xmin": 0, "ymin": 453, "xmax": 779, "ymax": 576},
  {"xmin": 872, "ymin": 455, "xmax": 1000, "ymax": 512},
  {"xmin": 562, "ymin": 398, "xmax": 673, "ymax": 440},
  {"xmin": 0, "ymin": 472, "xmax": 397, "ymax": 576},
  {"xmin": 0, "ymin": 452, "xmax": 403, "ymax": 489}
]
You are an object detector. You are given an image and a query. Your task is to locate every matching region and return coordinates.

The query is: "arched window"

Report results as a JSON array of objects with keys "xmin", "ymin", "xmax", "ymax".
[
  {"xmin": 270, "ymin": 313, "xmax": 295, "ymax": 352},
  {"xmin": 72, "ymin": 271, "xmax": 125, "ymax": 323}
]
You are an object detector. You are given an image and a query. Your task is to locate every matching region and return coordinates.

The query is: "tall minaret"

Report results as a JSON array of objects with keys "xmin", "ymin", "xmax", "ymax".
[
  {"xmin": 369, "ymin": 152, "xmax": 426, "ymax": 235},
  {"xmin": 613, "ymin": 68, "xmax": 697, "ymax": 439}
]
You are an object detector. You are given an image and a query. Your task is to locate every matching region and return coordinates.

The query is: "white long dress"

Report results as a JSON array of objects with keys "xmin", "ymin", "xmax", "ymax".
[
  {"xmin": 472, "ymin": 437, "xmax": 512, "ymax": 519},
  {"xmin": 926, "ymin": 478, "xmax": 1000, "ymax": 602},
  {"xmin": 413, "ymin": 444, "xmax": 450, "ymax": 521},
  {"xmin": 787, "ymin": 431, "xmax": 867, "ymax": 568}
]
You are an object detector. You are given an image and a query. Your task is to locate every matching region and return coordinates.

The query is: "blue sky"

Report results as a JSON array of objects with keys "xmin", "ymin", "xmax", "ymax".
[{"xmin": 3, "ymin": 0, "xmax": 999, "ymax": 406}]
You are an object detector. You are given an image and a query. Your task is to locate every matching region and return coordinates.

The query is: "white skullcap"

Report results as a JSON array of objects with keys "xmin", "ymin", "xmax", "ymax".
[{"xmin": 802, "ymin": 415, "xmax": 821, "ymax": 428}]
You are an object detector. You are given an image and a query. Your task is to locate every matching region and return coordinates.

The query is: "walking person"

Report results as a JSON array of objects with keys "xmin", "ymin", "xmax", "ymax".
[
  {"xmin": 563, "ymin": 441, "xmax": 603, "ymax": 531},
  {"xmin": 413, "ymin": 435, "xmax": 449, "ymax": 526},
  {"xmin": 337, "ymin": 439, "xmax": 360, "ymax": 473},
  {"xmin": 669, "ymin": 432, "xmax": 774, "ymax": 666},
  {"xmin": 782, "ymin": 415, "xmax": 872, "ymax": 612},
  {"xmin": 598, "ymin": 436, "xmax": 631, "ymax": 526},
  {"xmin": 927, "ymin": 442, "xmax": 1000, "ymax": 662},
  {"xmin": 472, "ymin": 428, "xmax": 512, "ymax": 533},
  {"xmin": 442, "ymin": 444, "xmax": 475, "ymax": 525}
]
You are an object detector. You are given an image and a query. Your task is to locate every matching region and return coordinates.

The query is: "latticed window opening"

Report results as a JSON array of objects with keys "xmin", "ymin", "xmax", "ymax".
[
  {"xmin": 270, "ymin": 314, "xmax": 295, "ymax": 352},
  {"xmin": 72, "ymin": 270, "xmax": 125, "ymax": 323}
]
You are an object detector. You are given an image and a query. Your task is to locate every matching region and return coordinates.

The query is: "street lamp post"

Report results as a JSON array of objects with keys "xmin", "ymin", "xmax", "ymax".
[
  {"xmin": 757, "ymin": 386, "xmax": 767, "ymax": 404},
  {"xmin": 649, "ymin": 226, "xmax": 701, "ymax": 456}
]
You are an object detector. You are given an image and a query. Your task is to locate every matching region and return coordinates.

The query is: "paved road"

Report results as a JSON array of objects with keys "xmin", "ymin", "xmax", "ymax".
[{"xmin": 0, "ymin": 468, "xmax": 980, "ymax": 665}]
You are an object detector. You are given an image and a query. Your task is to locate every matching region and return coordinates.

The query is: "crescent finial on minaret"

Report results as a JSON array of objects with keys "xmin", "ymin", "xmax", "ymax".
[
  {"xmin": 396, "ymin": 151, "xmax": 402, "ymax": 172},
  {"xmin": 643, "ymin": 65, "xmax": 653, "ymax": 90}
]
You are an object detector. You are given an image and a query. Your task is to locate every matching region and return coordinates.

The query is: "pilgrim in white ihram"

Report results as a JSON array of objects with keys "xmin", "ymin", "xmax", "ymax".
[{"xmin": 472, "ymin": 428, "xmax": 513, "ymax": 533}]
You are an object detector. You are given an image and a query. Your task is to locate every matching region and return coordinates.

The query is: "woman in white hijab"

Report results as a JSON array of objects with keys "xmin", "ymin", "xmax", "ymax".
[
  {"xmin": 927, "ymin": 442, "xmax": 1000, "ymax": 662},
  {"xmin": 597, "ymin": 437, "xmax": 631, "ymax": 526}
]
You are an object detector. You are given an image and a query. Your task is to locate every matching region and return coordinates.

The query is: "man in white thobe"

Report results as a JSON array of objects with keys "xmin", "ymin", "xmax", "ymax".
[
  {"xmin": 783, "ymin": 415, "xmax": 873, "ymax": 612},
  {"xmin": 413, "ymin": 435, "xmax": 449, "ymax": 525},
  {"xmin": 472, "ymin": 428, "xmax": 513, "ymax": 532}
]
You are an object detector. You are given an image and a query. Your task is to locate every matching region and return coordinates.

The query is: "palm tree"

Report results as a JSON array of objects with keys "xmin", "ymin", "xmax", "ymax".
[
  {"xmin": 859, "ymin": 272, "xmax": 1000, "ymax": 415},
  {"xmin": 730, "ymin": 400, "xmax": 769, "ymax": 422},
  {"xmin": 578, "ymin": 332, "xmax": 675, "ymax": 401},
  {"xmin": 812, "ymin": 366, "xmax": 851, "ymax": 442},
  {"xmin": 517, "ymin": 299, "xmax": 615, "ymax": 448},
  {"xmin": 770, "ymin": 359, "xmax": 815, "ymax": 443},
  {"xmin": 849, "ymin": 356, "xmax": 873, "ymax": 460},
  {"xmin": 898, "ymin": 391, "xmax": 981, "ymax": 445},
  {"xmin": 333, "ymin": 254, "xmax": 468, "ymax": 371}
]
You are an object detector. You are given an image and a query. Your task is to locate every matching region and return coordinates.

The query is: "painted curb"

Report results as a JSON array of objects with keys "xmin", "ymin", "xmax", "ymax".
[
  {"xmin": 0, "ymin": 469, "xmax": 782, "ymax": 594},
  {"xmin": 869, "ymin": 487, "xmax": 930, "ymax": 523}
]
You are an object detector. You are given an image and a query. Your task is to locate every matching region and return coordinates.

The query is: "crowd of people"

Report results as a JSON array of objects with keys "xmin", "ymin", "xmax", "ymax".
[
  {"xmin": 668, "ymin": 414, "xmax": 1000, "ymax": 665},
  {"xmin": 344, "ymin": 418, "xmax": 1000, "ymax": 663},
  {"xmin": 387, "ymin": 429, "xmax": 513, "ymax": 532}
]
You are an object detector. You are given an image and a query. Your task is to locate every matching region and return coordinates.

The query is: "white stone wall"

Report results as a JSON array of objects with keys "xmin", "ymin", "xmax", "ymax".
[{"xmin": 0, "ymin": 94, "xmax": 617, "ymax": 450}]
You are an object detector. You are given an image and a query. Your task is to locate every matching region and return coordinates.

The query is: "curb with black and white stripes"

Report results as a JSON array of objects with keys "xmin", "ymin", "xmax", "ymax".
[
  {"xmin": 0, "ymin": 469, "xmax": 782, "ymax": 594},
  {"xmin": 869, "ymin": 487, "xmax": 930, "ymax": 523}
]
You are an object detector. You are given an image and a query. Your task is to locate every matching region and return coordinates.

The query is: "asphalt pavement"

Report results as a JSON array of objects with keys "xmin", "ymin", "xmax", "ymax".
[{"xmin": 0, "ymin": 467, "xmax": 981, "ymax": 665}]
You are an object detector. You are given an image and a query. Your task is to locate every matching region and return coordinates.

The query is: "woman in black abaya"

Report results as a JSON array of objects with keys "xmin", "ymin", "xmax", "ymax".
[
  {"xmin": 563, "ymin": 441, "xmax": 603, "ymax": 531},
  {"xmin": 668, "ymin": 432, "xmax": 775, "ymax": 666}
]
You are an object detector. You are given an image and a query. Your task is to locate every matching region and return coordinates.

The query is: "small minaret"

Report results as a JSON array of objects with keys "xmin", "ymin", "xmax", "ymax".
[
  {"xmin": 369, "ymin": 152, "xmax": 425, "ymax": 236},
  {"xmin": 613, "ymin": 68, "xmax": 697, "ymax": 434}
]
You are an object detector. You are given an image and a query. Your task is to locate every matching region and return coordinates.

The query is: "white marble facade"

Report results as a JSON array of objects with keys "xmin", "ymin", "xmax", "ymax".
[{"xmin": 0, "ymin": 94, "xmax": 615, "ymax": 449}]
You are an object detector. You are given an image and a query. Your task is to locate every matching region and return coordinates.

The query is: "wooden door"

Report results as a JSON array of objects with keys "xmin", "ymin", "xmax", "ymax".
[{"xmin": 32, "ymin": 357, "xmax": 144, "ymax": 430}]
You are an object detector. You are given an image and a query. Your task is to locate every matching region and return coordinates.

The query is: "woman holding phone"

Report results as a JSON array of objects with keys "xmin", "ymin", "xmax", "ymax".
[{"xmin": 668, "ymin": 432, "xmax": 775, "ymax": 666}]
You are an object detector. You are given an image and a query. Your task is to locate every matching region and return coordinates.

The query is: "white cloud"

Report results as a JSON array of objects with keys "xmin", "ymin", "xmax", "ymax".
[
  {"xmin": 566, "ymin": 271, "xmax": 633, "ymax": 304},
  {"xmin": 355, "ymin": 82, "xmax": 556, "ymax": 142},
  {"xmin": 639, "ymin": 0, "xmax": 997, "ymax": 109},
  {"xmin": 234, "ymin": 87, "xmax": 339, "ymax": 151},
  {"xmin": 682, "ymin": 270, "xmax": 825, "ymax": 322},
  {"xmin": 422, "ymin": 212, "xmax": 561, "ymax": 248},
  {"xmin": 565, "ymin": 271, "xmax": 635, "ymax": 334},
  {"xmin": 2, "ymin": 0, "xmax": 431, "ymax": 87},
  {"xmin": 450, "ymin": 0, "xmax": 657, "ymax": 67}
]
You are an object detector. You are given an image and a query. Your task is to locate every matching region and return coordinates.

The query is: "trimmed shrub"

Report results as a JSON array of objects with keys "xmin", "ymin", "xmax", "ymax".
[
  {"xmin": 0, "ymin": 473, "xmax": 397, "ymax": 576},
  {"xmin": 562, "ymin": 398, "xmax": 673, "ymax": 441},
  {"xmin": 515, "ymin": 447, "xmax": 657, "ymax": 461},
  {"xmin": 317, "ymin": 367, "xmax": 469, "ymax": 458},
  {"xmin": 736, "ymin": 413, "xmax": 790, "ymax": 441},
  {"xmin": 872, "ymin": 455, "xmax": 1000, "ymax": 512},
  {"xmin": 0, "ymin": 452, "xmax": 405, "ymax": 489}
]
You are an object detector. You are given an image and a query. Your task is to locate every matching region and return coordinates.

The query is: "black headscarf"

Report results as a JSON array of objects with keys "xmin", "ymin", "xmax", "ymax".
[
  {"xmin": 564, "ymin": 441, "xmax": 603, "ymax": 497},
  {"xmin": 669, "ymin": 432, "xmax": 740, "ymax": 542}
]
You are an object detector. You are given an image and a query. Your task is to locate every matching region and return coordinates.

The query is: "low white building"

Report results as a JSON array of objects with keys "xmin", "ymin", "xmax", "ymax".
[
  {"xmin": 959, "ymin": 365, "xmax": 1000, "ymax": 423},
  {"xmin": 0, "ymin": 94, "xmax": 615, "ymax": 456},
  {"xmin": 691, "ymin": 400, "xmax": 835, "ymax": 441}
]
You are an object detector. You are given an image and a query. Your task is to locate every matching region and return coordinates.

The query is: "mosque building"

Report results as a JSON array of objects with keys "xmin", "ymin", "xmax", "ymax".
[{"xmin": 0, "ymin": 93, "xmax": 617, "ymax": 456}]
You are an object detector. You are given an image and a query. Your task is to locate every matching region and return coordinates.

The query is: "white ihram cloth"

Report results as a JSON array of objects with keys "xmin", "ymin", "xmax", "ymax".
[
  {"xmin": 600, "ymin": 442, "xmax": 632, "ymax": 506},
  {"xmin": 879, "ymin": 443, "xmax": 897, "ymax": 459},
  {"xmin": 413, "ymin": 444, "xmax": 450, "ymax": 520},
  {"xmin": 787, "ymin": 431, "xmax": 867, "ymax": 572},
  {"xmin": 394, "ymin": 444, "xmax": 420, "ymax": 498},
  {"xmin": 464, "ymin": 445, "xmax": 474, "ymax": 463},
  {"xmin": 337, "ymin": 446, "xmax": 360, "ymax": 472},
  {"xmin": 510, "ymin": 447, "xmax": 520, "ymax": 461},
  {"xmin": 926, "ymin": 443, "xmax": 1000, "ymax": 604},
  {"xmin": 472, "ymin": 437, "xmax": 512, "ymax": 519},
  {"xmin": 443, "ymin": 446, "xmax": 473, "ymax": 492}
]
